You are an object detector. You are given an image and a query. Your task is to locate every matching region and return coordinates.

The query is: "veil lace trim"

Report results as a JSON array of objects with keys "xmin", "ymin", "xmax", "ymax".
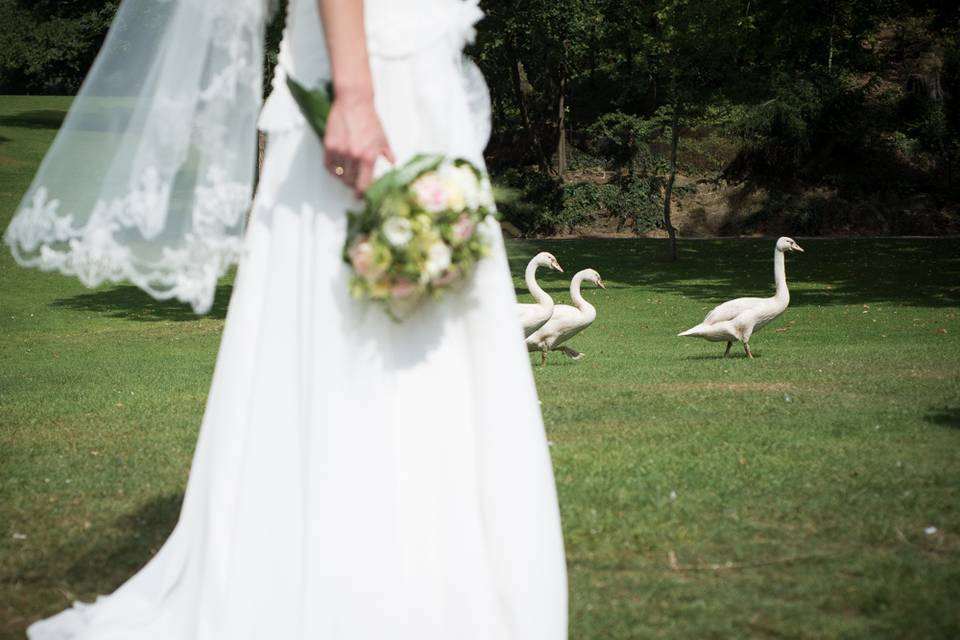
[{"xmin": 4, "ymin": 0, "xmax": 271, "ymax": 313}]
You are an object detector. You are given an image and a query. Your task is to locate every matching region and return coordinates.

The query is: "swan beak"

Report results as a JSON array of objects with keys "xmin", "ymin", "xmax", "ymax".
[
  {"xmin": 794, "ymin": 244, "xmax": 804, "ymax": 252},
  {"xmin": 553, "ymin": 262, "xmax": 564, "ymax": 273},
  {"xmin": 597, "ymin": 279, "xmax": 606, "ymax": 289}
]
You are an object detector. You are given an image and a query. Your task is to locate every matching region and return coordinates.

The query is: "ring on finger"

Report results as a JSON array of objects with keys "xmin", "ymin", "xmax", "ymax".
[{"xmin": 334, "ymin": 165, "xmax": 345, "ymax": 177}]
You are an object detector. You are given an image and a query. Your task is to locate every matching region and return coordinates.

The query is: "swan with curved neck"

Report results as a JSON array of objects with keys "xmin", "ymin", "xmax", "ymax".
[
  {"xmin": 526, "ymin": 268, "xmax": 605, "ymax": 365},
  {"xmin": 518, "ymin": 252, "xmax": 564, "ymax": 337},
  {"xmin": 678, "ymin": 237, "xmax": 803, "ymax": 358}
]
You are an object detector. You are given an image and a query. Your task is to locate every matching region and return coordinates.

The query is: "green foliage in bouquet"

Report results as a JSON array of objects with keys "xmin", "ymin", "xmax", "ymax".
[
  {"xmin": 343, "ymin": 154, "xmax": 498, "ymax": 320},
  {"xmin": 286, "ymin": 75, "xmax": 333, "ymax": 140}
]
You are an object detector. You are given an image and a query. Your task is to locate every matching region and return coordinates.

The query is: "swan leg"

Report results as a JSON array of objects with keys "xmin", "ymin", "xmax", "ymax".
[
  {"xmin": 560, "ymin": 346, "xmax": 584, "ymax": 360},
  {"xmin": 723, "ymin": 341, "xmax": 732, "ymax": 358},
  {"xmin": 743, "ymin": 342, "xmax": 754, "ymax": 359},
  {"xmin": 540, "ymin": 349, "xmax": 547, "ymax": 366}
]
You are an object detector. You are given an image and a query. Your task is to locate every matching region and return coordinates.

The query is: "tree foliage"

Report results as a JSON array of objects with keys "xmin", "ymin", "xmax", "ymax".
[
  {"xmin": 0, "ymin": 0, "xmax": 119, "ymax": 94},
  {"xmin": 2, "ymin": 0, "xmax": 956, "ymax": 236}
]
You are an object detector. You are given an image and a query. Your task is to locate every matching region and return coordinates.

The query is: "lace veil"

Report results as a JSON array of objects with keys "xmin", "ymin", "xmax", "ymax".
[{"xmin": 4, "ymin": 0, "xmax": 272, "ymax": 313}]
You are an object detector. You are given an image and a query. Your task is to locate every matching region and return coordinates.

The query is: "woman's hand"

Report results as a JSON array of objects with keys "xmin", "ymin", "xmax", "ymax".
[
  {"xmin": 323, "ymin": 90, "xmax": 396, "ymax": 198},
  {"xmin": 316, "ymin": 0, "xmax": 390, "ymax": 196}
]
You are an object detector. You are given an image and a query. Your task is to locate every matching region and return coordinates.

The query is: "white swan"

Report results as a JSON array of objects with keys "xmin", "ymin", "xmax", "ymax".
[
  {"xmin": 526, "ymin": 268, "xmax": 605, "ymax": 365},
  {"xmin": 517, "ymin": 252, "xmax": 564, "ymax": 337},
  {"xmin": 678, "ymin": 236, "xmax": 803, "ymax": 358}
]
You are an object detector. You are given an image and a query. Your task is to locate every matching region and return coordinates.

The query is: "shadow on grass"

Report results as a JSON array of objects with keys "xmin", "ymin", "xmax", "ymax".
[
  {"xmin": 508, "ymin": 238, "xmax": 960, "ymax": 308},
  {"xmin": 63, "ymin": 494, "xmax": 183, "ymax": 595},
  {"xmin": 51, "ymin": 285, "xmax": 232, "ymax": 321},
  {"xmin": 925, "ymin": 407, "xmax": 960, "ymax": 429},
  {"xmin": 10, "ymin": 493, "xmax": 182, "ymax": 627},
  {"xmin": 0, "ymin": 110, "xmax": 67, "ymax": 130},
  {"xmin": 681, "ymin": 352, "xmax": 758, "ymax": 360}
]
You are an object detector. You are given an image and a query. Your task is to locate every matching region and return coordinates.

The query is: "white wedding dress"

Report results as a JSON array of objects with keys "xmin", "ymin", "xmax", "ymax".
[{"xmin": 25, "ymin": 0, "xmax": 567, "ymax": 638}]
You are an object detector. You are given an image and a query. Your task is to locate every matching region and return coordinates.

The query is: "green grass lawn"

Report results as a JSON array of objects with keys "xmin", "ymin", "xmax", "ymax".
[{"xmin": 2, "ymin": 96, "xmax": 959, "ymax": 639}]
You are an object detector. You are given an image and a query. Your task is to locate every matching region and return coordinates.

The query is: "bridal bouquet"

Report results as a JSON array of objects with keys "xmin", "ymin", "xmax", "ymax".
[{"xmin": 287, "ymin": 76, "xmax": 498, "ymax": 320}]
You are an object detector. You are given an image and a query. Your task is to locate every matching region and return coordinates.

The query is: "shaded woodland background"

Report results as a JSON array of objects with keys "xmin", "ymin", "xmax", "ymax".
[{"xmin": 1, "ymin": 0, "xmax": 959, "ymax": 241}]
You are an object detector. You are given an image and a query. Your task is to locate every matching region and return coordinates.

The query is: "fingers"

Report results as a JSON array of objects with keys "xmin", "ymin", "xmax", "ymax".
[
  {"xmin": 340, "ymin": 158, "xmax": 359, "ymax": 187},
  {"xmin": 354, "ymin": 146, "xmax": 385, "ymax": 197},
  {"xmin": 382, "ymin": 142, "xmax": 396, "ymax": 166},
  {"xmin": 322, "ymin": 101, "xmax": 394, "ymax": 197},
  {"xmin": 335, "ymin": 141, "xmax": 393, "ymax": 197},
  {"xmin": 355, "ymin": 157, "xmax": 374, "ymax": 198},
  {"xmin": 323, "ymin": 121, "xmax": 357, "ymax": 186},
  {"xmin": 324, "ymin": 146, "xmax": 345, "ymax": 179},
  {"xmin": 325, "ymin": 149, "xmax": 357, "ymax": 188},
  {"xmin": 328, "ymin": 151, "xmax": 365, "ymax": 195}
]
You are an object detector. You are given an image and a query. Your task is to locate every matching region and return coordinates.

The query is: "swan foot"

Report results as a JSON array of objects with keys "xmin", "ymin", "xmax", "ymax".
[
  {"xmin": 723, "ymin": 342, "xmax": 732, "ymax": 358},
  {"xmin": 560, "ymin": 346, "xmax": 584, "ymax": 360},
  {"xmin": 743, "ymin": 342, "xmax": 754, "ymax": 359}
]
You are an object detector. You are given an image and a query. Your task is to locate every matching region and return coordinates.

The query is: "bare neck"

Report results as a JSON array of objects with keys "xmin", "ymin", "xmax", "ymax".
[{"xmin": 525, "ymin": 260, "xmax": 551, "ymax": 305}]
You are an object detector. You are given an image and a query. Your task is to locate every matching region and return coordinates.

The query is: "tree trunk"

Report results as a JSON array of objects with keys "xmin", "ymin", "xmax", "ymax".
[
  {"xmin": 946, "ymin": 143, "xmax": 954, "ymax": 187},
  {"xmin": 555, "ymin": 40, "xmax": 572, "ymax": 177},
  {"xmin": 556, "ymin": 67, "xmax": 568, "ymax": 177},
  {"xmin": 248, "ymin": 131, "xmax": 268, "ymax": 227},
  {"xmin": 827, "ymin": 11, "xmax": 836, "ymax": 73},
  {"xmin": 589, "ymin": 24, "xmax": 597, "ymax": 86},
  {"xmin": 662, "ymin": 105, "xmax": 680, "ymax": 261},
  {"xmin": 494, "ymin": 86, "xmax": 506, "ymax": 137},
  {"xmin": 254, "ymin": 131, "xmax": 267, "ymax": 192},
  {"xmin": 508, "ymin": 40, "xmax": 550, "ymax": 174}
]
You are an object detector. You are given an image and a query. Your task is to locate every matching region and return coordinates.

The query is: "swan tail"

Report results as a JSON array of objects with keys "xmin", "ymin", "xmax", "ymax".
[{"xmin": 678, "ymin": 324, "xmax": 706, "ymax": 337}]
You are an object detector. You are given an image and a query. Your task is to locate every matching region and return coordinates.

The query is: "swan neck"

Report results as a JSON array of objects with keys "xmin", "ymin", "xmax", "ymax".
[
  {"xmin": 570, "ymin": 272, "xmax": 593, "ymax": 311},
  {"xmin": 774, "ymin": 248, "xmax": 789, "ymax": 301},
  {"xmin": 525, "ymin": 260, "xmax": 550, "ymax": 305}
]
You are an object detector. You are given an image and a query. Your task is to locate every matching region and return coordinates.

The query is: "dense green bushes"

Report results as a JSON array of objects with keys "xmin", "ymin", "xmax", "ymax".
[{"xmin": 496, "ymin": 169, "xmax": 662, "ymax": 236}]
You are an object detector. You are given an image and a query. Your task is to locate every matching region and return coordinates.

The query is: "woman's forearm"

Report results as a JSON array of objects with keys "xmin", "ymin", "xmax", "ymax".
[
  {"xmin": 316, "ymin": 0, "xmax": 393, "ymax": 195},
  {"xmin": 317, "ymin": 0, "xmax": 374, "ymax": 100}
]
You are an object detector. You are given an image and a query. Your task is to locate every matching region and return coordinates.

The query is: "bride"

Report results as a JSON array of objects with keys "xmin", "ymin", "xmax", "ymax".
[{"xmin": 5, "ymin": 0, "xmax": 568, "ymax": 638}]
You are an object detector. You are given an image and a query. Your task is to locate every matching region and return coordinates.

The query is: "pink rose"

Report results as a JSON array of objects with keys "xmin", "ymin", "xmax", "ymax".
[
  {"xmin": 412, "ymin": 174, "xmax": 448, "ymax": 213},
  {"xmin": 349, "ymin": 238, "xmax": 385, "ymax": 282},
  {"xmin": 391, "ymin": 277, "xmax": 417, "ymax": 299},
  {"xmin": 349, "ymin": 238, "xmax": 374, "ymax": 275},
  {"xmin": 451, "ymin": 214, "xmax": 476, "ymax": 245}
]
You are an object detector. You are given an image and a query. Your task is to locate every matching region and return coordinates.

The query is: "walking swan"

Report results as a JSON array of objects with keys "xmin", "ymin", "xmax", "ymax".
[
  {"xmin": 678, "ymin": 237, "xmax": 803, "ymax": 358},
  {"xmin": 518, "ymin": 252, "xmax": 564, "ymax": 337},
  {"xmin": 526, "ymin": 269, "xmax": 605, "ymax": 365}
]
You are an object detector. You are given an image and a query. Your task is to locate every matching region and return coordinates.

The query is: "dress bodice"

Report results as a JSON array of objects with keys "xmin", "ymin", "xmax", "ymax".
[{"xmin": 259, "ymin": 0, "xmax": 483, "ymax": 133}]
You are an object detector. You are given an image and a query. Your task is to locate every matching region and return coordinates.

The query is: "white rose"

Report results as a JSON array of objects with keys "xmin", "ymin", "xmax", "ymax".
[
  {"xmin": 425, "ymin": 241, "xmax": 452, "ymax": 278},
  {"xmin": 439, "ymin": 164, "xmax": 480, "ymax": 211},
  {"xmin": 382, "ymin": 217, "xmax": 413, "ymax": 247},
  {"xmin": 455, "ymin": 165, "xmax": 481, "ymax": 210}
]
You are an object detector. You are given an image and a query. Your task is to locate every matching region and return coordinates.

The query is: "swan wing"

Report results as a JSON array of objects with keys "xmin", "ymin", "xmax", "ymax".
[
  {"xmin": 703, "ymin": 297, "xmax": 766, "ymax": 324},
  {"xmin": 518, "ymin": 302, "xmax": 546, "ymax": 324},
  {"xmin": 528, "ymin": 304, "xmax": 592, "ymax": 349},
  {"xmin": 518, "ymin": 302, "xmax": 553, "ymax": 337},
  {"xmin": 679, "ymin": 319, "xmax": 740, "ymax": 342},
  {"xmin": 748, "ymin": 298, "xmax": 789, "ymax": 332}
]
